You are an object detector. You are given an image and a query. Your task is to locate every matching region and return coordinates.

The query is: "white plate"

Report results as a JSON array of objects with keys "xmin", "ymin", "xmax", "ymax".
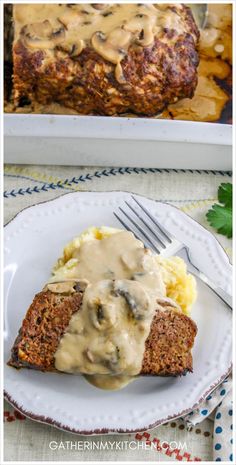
[
  {"xmin": 4, "ymin": 191, "xmax": 232, "ymax": 434},
  {"xmin": 4, "ymin": 114, "xmax": 232, "ymax": 170}
]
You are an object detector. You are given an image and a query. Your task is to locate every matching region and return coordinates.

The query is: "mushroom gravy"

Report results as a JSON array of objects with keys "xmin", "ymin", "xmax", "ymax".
[
  {"xmin": 6, "ymin": 4, "xmax": 231, "ymax": 122},
  {"xmin": 51, "ymin": 231, "xmax": 166, "ymax": 389},
  {"xmin": 14, "ymin": 3, "xmax": 188, "ymax": 83}
]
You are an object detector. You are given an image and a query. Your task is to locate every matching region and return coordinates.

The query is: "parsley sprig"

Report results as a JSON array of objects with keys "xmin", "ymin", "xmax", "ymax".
[{"xmin": 206, "ymin": 183, "xmax": 232, "ymax": 239}]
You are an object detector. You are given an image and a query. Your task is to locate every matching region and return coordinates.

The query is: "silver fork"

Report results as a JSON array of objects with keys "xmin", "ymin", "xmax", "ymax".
[{"xmin": 114, "ymin": 196, "xmax": 232, "ymax": 309}]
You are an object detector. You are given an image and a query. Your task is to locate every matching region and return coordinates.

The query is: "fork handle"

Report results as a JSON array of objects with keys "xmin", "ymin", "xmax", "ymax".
[{"xmin": 190, "ymin": 269, "xmax": 232, "ymax": 309}]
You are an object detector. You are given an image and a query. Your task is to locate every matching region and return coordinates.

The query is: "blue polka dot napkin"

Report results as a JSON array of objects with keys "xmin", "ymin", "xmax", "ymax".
[{"xmin": 185, "ymin": 375, "xmax": 233, "ymax": 462}]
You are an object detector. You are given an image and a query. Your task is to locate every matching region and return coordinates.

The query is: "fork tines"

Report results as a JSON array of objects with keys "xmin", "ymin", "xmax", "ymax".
[{"xmin": 113, "ymin": 196, "xmax": 174, "ymax": 254}]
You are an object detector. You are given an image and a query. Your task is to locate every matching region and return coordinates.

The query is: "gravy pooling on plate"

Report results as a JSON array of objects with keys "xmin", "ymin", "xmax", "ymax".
[{"xmin": 50, "ymin": 231, "xmax": 168, "ymax": 389}]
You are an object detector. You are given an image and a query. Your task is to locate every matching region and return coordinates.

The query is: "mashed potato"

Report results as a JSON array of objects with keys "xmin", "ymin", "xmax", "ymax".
[
  {"xmin": 52, "ymin": 227, "xmax": 197, "ymax": 315},
  {"xmin": 156, "ymin": 256, "xmax": 197, "ymax": 314}
]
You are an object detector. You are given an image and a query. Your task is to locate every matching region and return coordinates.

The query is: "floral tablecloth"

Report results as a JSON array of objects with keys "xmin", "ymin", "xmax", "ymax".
[{"xmin": 4, "ymin": 164, "xmax": 233, "ymax": 462}]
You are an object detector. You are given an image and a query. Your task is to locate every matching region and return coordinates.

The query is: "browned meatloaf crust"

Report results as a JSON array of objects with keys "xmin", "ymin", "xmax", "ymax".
[
  {"xmin": 8, "ymin": 289, "xmax": 197, "ymax": 376},
  {"xmin": 13, "ymin": 4, "xmax": 200, "ymax": 116}
]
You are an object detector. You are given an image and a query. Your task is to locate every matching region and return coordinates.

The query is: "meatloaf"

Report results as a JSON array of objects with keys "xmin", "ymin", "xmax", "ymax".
[
  {"xmin": 8, "ymin": 287, "xmax": 197, "ymax": 376},
  {"xmin": 13, "ymin": 3, "xmax": 200, "ymax": 116}
]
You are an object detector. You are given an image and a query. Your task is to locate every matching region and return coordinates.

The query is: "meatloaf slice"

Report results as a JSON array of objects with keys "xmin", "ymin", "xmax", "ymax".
[
  {"xmin": 8, "ymin": 288, "xmax": 197, "ymax": 376},
  {"xmin": 13, "ymin": 3, "xmax": 199, "ymax": 116},
  {"xmin": 8, "ymin": 289, "xmax": 83, "ymax": 371}
]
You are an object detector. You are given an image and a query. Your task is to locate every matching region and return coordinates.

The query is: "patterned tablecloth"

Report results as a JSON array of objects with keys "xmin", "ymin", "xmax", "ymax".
[{"xmin": 4, "ymin": 164, "xmax": 233, "ymax": 463}]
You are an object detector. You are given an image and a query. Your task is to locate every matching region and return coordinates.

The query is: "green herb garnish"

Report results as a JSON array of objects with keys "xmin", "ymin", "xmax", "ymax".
[{"xmin": 206, "ymin": 183, "xmax": 232, "ymax": 239}]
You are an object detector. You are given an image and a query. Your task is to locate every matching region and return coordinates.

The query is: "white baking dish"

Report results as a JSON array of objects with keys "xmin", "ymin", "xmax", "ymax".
[{"xmin": 4, "ymin": 114, "xmax": 232, "ymax": 169}]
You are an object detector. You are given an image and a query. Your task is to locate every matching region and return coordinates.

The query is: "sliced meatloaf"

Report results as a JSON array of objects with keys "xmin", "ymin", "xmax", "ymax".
[
  {"xmin": 8, "ymin": 288, "xmax": 197, "ymax": 376},
  {"xmin": 13, "ymin": 3, "xmax": 200, "ymax": 116}
]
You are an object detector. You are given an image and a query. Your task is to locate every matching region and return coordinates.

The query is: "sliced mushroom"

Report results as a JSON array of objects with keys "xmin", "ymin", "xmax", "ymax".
[
  {"xmin": 88, "ymin": 299, "xmax": 117, "ymax": 330},
  {"xmin": 23, "ymin": 20, "xmax": 52, "ymax": 39},
  {"xmin": 85, "ymin": 349, "xmax": 95, "ymax": 363},
  {"xmin": 47, "ymin": 281, "xmax": 76, "ymax": 294},
  {"xmin": 91, "ymin": 31, "xmax": 106, "ymax": 48},
  {"xmin": 66, "ymin": 4, "xmax": 78, "ymax": 9},
  {"xmin": 113, "ymin": 279, "xmax": 151, "ymax": 320},
  {"xmin": 46, "ymin": 278, "xmax": 88, "ymax": 294},
  {"xmin": 21, "ymin": 20, "xmax": 52, "ymax": 49},
  {"xmin": 156, "ymin": 297, "xmax": 181, "ymax": 312},
  {"xmin": 73, "ymin": 279, "xmax": 89, "ymax": 292},
  {"xmin": 57, "ymin": 39, "xmax": 84, "ymax": 57},
  {"xmin": 21, "ymin": 20, "xmax": 65, "ymax": 50},
  {"xmin": 92, "ymin": 4, "xmax": 107, "ymax": 10},
  {"xmin": 106, "ymin": 346, "xmax": 120, "ymax": 371},
  {"xmin": 124, "ymin": 14, "xmax": 155, "ymax": 47},
  {"xmin": 85, "ymin": 340, "xmax": 119, "ymax": 372},
  {"xmin": 136, "ymin": 26, "xmax": 154, "ymax": 46},
  {"xmin": 102, "ymin": 342, "xmax": 120, "ymax": 372},
  {"xmin": 51, "ymin": 27, "xmax": 66, "ymax": 44},
  {"xmin": 91, "ymin": 28, "xmax": 131, "ymax": 65},
  {"xmin": 115, "ymin": 62, "xmax": 126, "ymax": 84},
  {"xmin": 103, "ymin": 12, "xmax": 113, "ymax": 18}
]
